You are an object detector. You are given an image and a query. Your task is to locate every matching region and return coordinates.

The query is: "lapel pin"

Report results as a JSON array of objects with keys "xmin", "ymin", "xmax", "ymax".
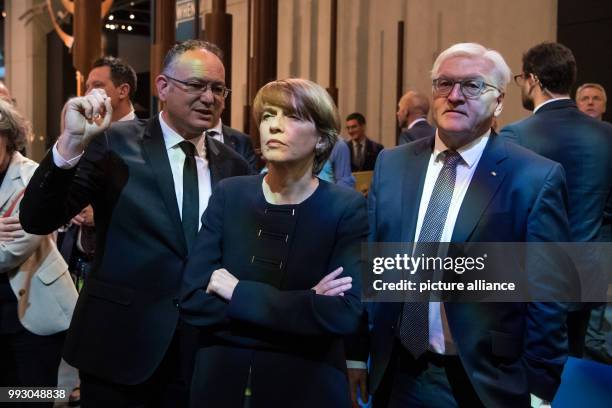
[{"xmin": 491, "ymin": 171, "xmax": 497, "ymax": 177}]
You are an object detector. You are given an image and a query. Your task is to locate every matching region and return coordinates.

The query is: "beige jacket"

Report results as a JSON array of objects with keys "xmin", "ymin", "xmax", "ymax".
[{"xmin": 0, "ymin": 152, "xmax": 77, "ymax": 335}]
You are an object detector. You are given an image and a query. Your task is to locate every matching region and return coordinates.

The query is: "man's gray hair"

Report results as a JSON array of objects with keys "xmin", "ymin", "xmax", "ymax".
[
  {"xmin": 431, "ymin": 42, "xmax": 512, "ymax": 92},
  {"xmin": 576, "ymin": 83, "xmax": 607, "ymax": 103}
]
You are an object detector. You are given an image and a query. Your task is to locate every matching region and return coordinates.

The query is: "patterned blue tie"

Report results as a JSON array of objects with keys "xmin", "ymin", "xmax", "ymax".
[{"xmin": 399, "ymin": 150, "xmax": 462, "ymax": 358}]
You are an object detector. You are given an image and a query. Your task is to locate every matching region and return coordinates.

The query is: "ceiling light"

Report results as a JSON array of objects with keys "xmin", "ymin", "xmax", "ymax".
[
  {"xmin": 108, "ymin": 14, "xmax": 114, "ymax": 21},
  {"xmin": 129, "ymin": 14, "xmax": 135, "ymax": 20}
]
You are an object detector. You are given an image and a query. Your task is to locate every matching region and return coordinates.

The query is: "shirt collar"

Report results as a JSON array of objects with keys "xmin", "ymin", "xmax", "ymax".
[
  {"xmin": 118, "ymin": 109, "xmax": 136, "ymax": 122},
  {"xmin": 207, "ymin": 119, "xmax": 223, "ymax": 136},
  {"xmin": 408, "ymin": 117, "xmax": 428, "ymax": 129},
  {"xmin": 158, "ymin": 111, "xmax": 206, "ymax": 158},
  {"xmin": 433, "ymin": 129, "xmax": 490, "ymax": 169},
  {"xmin": 533, "ymin": 97, "xmax": 571, "ymax": 114}
]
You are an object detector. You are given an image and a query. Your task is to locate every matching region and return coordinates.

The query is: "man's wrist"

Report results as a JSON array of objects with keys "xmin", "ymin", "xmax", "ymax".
[{"xmin": 57, "ymin": 132, "xmax": 85, "ymax": 159}]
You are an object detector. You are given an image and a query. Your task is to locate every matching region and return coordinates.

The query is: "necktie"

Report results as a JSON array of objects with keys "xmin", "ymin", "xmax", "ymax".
[
  {"xmin": 398, "ymin": 150, "xmax": 462, "ymax": 358},
  {"xmin": 179, "ymin": 141, "xmax": 199, "ymax": 250},
  {"xmin": 354, "ymin": 142, "xmax": 364, "ymax": 169}
]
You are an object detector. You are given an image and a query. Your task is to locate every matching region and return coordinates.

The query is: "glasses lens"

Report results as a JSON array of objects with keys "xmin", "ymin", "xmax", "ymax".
[
  {"xmin": 461, "ymin": 80, "xmax": 484, "ymax": 98},
  {"xmin": 434, "ymin": 79, "xmax": 453, "ymax": 95}
]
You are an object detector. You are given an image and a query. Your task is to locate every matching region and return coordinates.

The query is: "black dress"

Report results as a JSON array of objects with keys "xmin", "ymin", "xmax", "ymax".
[{"xmin": 180, "ymin": 174, "xmax": 368, "ymax": 407}]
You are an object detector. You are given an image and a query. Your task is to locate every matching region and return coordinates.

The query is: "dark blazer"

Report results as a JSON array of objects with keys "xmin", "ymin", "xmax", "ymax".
[
  {"xmin": 222, "ymin": 125, "xmax": 258, "ymax": 174},
  {"xmin": 398, "ymin": 120, "xmax": 436, "ymax": 145},
  {"xmin": 500, "ymin": 99, "xmax": 612, "ymax": 244},
  {"xmin": 363, "ymin": 134, "xmax": 570, "ymax": 406},
  {"xmin": 19, "ymin": 116, "xmax": 250, "ymax": 385},
  {"xmin": 347, "ymin": 138, "xmax": 384, "ymax": 172},
  {"xmin": 180, "ymin": 175, "xmax": 367, "ymax": 407}
]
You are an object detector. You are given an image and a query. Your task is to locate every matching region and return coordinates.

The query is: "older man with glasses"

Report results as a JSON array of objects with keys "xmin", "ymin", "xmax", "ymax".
[
  {"xmin": 347, "ymin": 42, "xmax": 571, "ymax": 408},
  {"xmin": 19, "ymin": 40, "xmax": 250, "ymax": 407}
]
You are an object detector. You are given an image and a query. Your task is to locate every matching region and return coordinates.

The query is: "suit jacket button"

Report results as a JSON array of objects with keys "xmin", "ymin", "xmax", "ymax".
[
  {"xmin": 173, "ymin": 298, "xmax": 179, "ymax": 308},
  {"xmin": 18, "ymin": 289, "xmax": 26, "ymax": 296}
]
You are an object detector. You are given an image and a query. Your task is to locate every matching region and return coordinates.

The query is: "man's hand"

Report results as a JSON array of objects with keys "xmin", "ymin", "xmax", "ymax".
[
  {"xmin": 206, "ymin": 268, "xmax": 239, "ymax": 301},
  {"xmin": 312, "ymin": 267, "xmax": 352, "ymax": 296},
  {"xmin": 0, "ymin": 217, "xmax": 25, "ymax": 242},
  {"xmin": 71, "ymin": 205, "xmax": 95, "ymax": 227},
  {"xmin": 348, "ymin": 368, "xmax": 369, "ymax": 408},
  {"xmin": 57, "ymin": 88, "xmax": 113, "ymax": 158}
]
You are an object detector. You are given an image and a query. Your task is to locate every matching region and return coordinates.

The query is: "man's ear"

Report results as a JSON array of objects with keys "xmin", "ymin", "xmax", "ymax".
[
  {"xmin": 118, "ymin": 83, "xmax": 130, "ymax": 100},
  {"xmin": 155, "ymin": 75, "xmax": 169, "ymax": 101},
  {"xmin": 494, "ymin": 93, "xmax": 504, "ymax": 117}
]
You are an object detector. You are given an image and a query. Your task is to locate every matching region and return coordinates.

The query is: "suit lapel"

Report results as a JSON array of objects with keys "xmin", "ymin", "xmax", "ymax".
[
  {"xmin": 221, "ymin": 125, "xmax": 236, "ymax": 150},
  {"xmin": 401, "ymin": 139, "xmax": 433, "ymax": 242},
  {"xmin": 451, "ymin": 134, "xmax": 507, "ymax": 242},
  {"xmin": 141, "ymin": 117, "xmax": 188, "ymax": 254},
  {"xmin": 207, "ymin": 136, "xmax": 231, "ymax": 188},
  {"xmin": 0, "ymin": 154, "xmax": 24, "ymax": 211}
]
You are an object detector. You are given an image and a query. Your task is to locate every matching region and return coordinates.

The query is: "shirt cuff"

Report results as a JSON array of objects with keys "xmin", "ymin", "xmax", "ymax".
[
  {"xmin": 52, "ymin": 143, "xmax": 84, "ymax": 169},
  {"xmin": 346, "ymin": 360, "xmax": 367, "ymax": 369}
]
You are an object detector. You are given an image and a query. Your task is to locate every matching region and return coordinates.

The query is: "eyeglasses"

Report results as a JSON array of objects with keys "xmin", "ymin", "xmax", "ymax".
[
  {"xmin": 513, "ymin": 73, "xmax": 527, "ymax": 86},
  {"xmin": 432, "ymin": 78, "xmax": 502, "ymax": 99},
  {"xmin": 164, "ymin": 74, "xmax": 231, "ymax": 99}
]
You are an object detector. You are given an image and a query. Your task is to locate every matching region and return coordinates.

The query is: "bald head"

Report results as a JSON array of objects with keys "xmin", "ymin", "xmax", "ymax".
[{"xmin": 397, "ymin": 90, "xmax": 430, "ymax": 128}]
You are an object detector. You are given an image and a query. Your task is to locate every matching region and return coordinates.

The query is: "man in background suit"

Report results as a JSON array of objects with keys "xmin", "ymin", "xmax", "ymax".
[
  {"xmin": 20, "ymin": 40, "xmax": 249, "ymax": 407},
  {"xmin": 206, "ymin": 118, "xmax": 257, "ymax": 173},
  {"xmin": 576, "ymin": 82, "xmax": 607, "ymax": 121},
  {"xmin": 348, "ymin": 42, "xmax": 570, "ymax": 407},
  {"xmin": 346, "ymin": 112, "xmax": 383, "ymax": 171},
  {"xmin": 397, "ymin": 90, "xmax": 436, "ymax": 145},
  {"xmin": 575, "ymin": 82, "xmax": 612, "ymax": 364},
  {"xmin": 500, "ymin": 42, "xmax": 612, "ymax": 358}
]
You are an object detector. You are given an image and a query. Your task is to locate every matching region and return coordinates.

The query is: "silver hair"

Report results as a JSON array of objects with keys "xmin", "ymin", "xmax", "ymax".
[
  {"xmin": 431, "ymin": 42, "xmax": 512, "ymax": 92},
  {"xmin": 576, "ymin": 83, "xmax": 607, "ymax": 103}
]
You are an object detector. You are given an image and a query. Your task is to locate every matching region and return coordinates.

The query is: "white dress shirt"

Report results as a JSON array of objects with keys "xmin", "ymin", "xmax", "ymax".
[
  {"xmin": 52, "ymin": 111, "xmax": 212, "ymax": 231},
  {"xmin": 413, "ymin": 129, "xmax": 489, "ymax": 354},
  {"xmin": 158, "ymin": 112, "xmax": 212, "ymax": 230}
]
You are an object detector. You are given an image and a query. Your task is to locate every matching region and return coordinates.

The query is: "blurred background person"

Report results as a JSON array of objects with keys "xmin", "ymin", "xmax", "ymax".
[
  {"xmin": 0, "ymin": 99, "xmax": 78, "ymax": 406},
  {"xmin": 576, "ymin": 82, "xmax": 612, "ymax": 364},
  {"xmin": 318, "ymin": 139, "xmax": 356, "ymax": 188},
  {"xmin": 345, "ymin": 112, "xmax": 383, "ymax": 171},
  {"xmin": 397, "ymin": 90, "xmax": 435, "ymax": 145},
  {"xmin": 181, "ymin": 78, "xmax": 367, "ymax": 407},
  {"xmin": 576, "ymin": 83, "xmax": 607, "ymax": 121}
]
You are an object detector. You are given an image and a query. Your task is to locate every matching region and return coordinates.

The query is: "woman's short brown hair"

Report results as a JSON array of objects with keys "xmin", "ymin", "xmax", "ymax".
[
  {"xmin": 0, "ymin": 99, "xmax": 29, "ymax": 155},
  {"xmin": 253, "ymin": 78, "xmax": 339, "ymax": 174}
]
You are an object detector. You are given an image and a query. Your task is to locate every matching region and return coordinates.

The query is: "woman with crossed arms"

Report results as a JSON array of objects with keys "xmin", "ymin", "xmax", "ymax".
[{"xmin": 181, "ymin": 78, "xmax": 367, "ymax": 407}]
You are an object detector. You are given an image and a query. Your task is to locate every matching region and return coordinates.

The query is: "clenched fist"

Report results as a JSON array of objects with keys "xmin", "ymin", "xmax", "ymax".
[{"xmin": 57, "ymin": 88, "xmax": 113, "ymax": 159}]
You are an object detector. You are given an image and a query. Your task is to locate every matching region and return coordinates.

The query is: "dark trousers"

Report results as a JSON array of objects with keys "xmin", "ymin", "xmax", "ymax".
[
  {"xmin": 80, "ymin": 325, "xmax": 198, "ymax": 408},
  {"xmin": 376, "ymin": 342, "xmax": 483, "ymax": 408},
  {"xmin": 0, "ymin": 329, "xmax": 66, "ymax": 408}
]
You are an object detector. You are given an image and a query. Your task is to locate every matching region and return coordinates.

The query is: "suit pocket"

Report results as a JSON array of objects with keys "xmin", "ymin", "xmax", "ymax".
[
  {"xmin": 490, "ymin": 330, "xmax": 521, "ymax": 359},
  {"xmin": 87, "ymin": 278, "xmax": 133, "ymax": 306},
  {"xmin": 36, "ymin": 257, "xmax": 69, "ymax": 285}
]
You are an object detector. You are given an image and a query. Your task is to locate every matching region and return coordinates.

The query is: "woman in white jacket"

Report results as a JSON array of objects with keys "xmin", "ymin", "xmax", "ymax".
[{"xmin": 0, "ymin": 99, "xmax": 78, "ymax": 400}]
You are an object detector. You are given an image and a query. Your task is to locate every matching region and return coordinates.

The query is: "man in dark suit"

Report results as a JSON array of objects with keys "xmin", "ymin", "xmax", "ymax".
[
  {"xmin": 348, "ymin": 42, "xmax": 570, "ymax": 408},
  {"xmin": 204, "ymin": 96, "xmax": 257, "ymax": 173},
  {"xmin": 345, "ymin": 112, "xmax": 383, "ymax": 171},
  {"xmin": 19, "ymin": 40, "xmax": 249, "ymax": 407},
  {"xmin": 500, "ymin": 42, "xmax": 612, "ymax": 358},
  {"xmin": 397, "ymin": 90, "xmax": 436, "ymax": 145}
]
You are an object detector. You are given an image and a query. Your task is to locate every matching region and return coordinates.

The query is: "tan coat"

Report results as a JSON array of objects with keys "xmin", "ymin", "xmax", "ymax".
[{"xmin": 0, "ymin": 152, "xmax": 77, "ymax": 335}]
